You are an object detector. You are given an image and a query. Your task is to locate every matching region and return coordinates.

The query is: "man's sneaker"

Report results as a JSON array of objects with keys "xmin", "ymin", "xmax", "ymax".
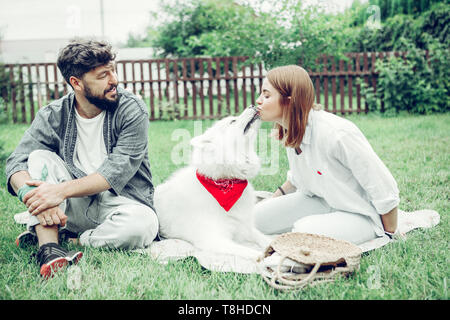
[
  {"xmin": 35, "ymin": 243, "xmax": 83, "ymax": 279},
  {"xmin": 16, "ymin": 230, "xmax": 37, "ymax": 248},
  {"xmin": 16, "ymin": 229, "xmax": 80, "ymax": 248}
]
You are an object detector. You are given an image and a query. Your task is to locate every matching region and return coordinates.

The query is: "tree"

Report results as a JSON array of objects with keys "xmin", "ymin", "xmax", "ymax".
[
  {"xmin": 132, "ymin": 0, "xmax": 350, "ymax": 69},
  {"xmin": 368, "ymin": 0, "xmax": 445, "ymax": 21},
  {"xmin": 344, "ymin": 1, "xmax": 450, "ymax": 52}
]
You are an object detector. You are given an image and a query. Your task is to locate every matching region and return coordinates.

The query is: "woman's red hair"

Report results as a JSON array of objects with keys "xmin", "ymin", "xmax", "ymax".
[{"xmin": 267, "ymin": 65, "xmax": 318, "ymax": 148}]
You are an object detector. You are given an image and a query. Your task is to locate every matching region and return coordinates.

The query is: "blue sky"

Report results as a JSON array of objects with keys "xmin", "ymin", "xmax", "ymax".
[{"xmin": 0, "ymin": 0, "xmax": 363, "ymax": 45}]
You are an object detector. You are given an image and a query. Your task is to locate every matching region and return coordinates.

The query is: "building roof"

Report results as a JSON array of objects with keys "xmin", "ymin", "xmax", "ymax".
[{"xmin": 0, "ymin": 38, "xmax": 155, "ymax": 64}]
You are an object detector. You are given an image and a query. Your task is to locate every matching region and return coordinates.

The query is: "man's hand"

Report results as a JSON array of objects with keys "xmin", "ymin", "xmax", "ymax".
[
  {"xmin": 23, "ymin": 181, "xmax": 66, "ymax": 216},
  {"xmin": 35, "ymin": 206, "xmax": 68, "ymax": 227}
]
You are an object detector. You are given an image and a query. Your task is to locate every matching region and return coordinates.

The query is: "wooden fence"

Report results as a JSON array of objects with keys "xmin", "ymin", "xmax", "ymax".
[{"xmin": 0, "ymin": 52, "xmax": 411, "ymax": 123}]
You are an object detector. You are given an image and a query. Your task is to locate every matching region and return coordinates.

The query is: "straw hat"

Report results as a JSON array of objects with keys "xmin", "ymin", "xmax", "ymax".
[{"xmin": 257, "ymin": 232, "xmax": 362, "ymax": 290}]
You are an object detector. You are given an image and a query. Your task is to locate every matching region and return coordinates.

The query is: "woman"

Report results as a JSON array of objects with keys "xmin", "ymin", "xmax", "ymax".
[{"xmin": 254, "ymin": 65, "xmax": 399, "ymax": 245}]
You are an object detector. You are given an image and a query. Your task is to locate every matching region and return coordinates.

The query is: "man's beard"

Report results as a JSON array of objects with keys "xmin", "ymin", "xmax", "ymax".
[{"xmin": 83, "ymin": 84, "xmax": 120, "ymax": 111}]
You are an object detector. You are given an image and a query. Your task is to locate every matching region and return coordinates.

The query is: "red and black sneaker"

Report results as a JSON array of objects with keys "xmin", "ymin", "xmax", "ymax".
[
  {"xmin": 16, "ymin": 230, "xmax": 38, "ymax": 248},
  {"xmin": 35, "ymin": 243, "xmax": 83, "ymax": 279}
]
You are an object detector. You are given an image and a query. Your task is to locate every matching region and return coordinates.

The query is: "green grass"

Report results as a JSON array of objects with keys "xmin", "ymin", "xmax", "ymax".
[{"xmin": 0, "ymin": 113, "xmax": 448, "ymax": 300}]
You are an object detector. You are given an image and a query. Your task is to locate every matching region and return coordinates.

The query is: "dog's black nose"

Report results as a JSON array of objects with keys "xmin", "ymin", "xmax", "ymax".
[{"xmin": 248, "ymin": 105, "xmax": 260, "ymax": 118}]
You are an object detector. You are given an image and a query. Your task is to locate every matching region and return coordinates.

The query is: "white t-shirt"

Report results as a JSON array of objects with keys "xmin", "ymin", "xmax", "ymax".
[
  {"xmin": 73, "ymin": 108, "xmax": 108, "ymax": 175},
  {"xmin": 286, "ymin": 109, "xmax": 400, "ymax": 236}
]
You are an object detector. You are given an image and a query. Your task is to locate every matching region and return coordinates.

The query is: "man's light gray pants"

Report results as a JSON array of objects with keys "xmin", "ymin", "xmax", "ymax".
[{"xmin": 26, "ymin": 150, "xmax": 159, "ymax": 250}]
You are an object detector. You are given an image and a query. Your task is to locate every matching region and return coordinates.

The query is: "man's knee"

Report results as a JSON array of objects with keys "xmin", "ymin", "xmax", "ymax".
[
  {"xmin": 28, "ymin": 149, "xmax": 68, "ymax": 182},
  {"xmin": 28, "ymin": 149, "xmax": 57, "ymax": 165},
  {"xmin": 117, "ymin": 206, "xmax": 159, "ymax": 248}
]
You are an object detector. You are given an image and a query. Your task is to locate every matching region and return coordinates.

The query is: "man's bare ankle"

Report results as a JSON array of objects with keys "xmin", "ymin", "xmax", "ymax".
[
  {"xmin": 35, "ymin": 224, "xmax": 59, "ymax": 247},
  {"xmin": 67, "ymin": 238, "xmax": 80, "ymax": 246}
]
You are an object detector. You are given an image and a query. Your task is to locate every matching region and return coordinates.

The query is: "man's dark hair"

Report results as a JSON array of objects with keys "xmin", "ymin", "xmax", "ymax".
[{"xmin": 57, "ymin": 38, "xmax": 116, "ymax": 87}]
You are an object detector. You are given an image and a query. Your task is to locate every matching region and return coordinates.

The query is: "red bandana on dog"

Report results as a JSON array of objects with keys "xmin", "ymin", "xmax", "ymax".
[{"xmin": 196, "ymin": 171, "xmax": 248, "ymax": 212}]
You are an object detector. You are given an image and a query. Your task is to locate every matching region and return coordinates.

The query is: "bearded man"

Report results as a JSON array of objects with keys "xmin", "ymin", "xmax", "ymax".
[{"xmin": 5, "ymin": 39, "xmax": 158, "ymax": 278}]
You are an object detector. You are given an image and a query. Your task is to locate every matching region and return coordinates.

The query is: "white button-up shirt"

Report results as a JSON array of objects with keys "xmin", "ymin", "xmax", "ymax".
[{"xmin": 286, "ymin": 109, "xmax": 400, "ymax": 236}]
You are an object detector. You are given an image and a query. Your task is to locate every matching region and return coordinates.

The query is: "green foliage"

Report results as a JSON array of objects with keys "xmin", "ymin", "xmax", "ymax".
[
  {"xmin": 419, "ymin": 2, "xmax": 450, "ymax": 46},
  {"xmin": 124, "ymin": 0, "xmax": 449, "ymax": 115},
  {"xmin": 158, "ymin": 99, "xmax": 187, "ymax": 121},
  {"xmin": 359, "ymin": 36, "xmax": 449, "ymax": 115},
  {"xmin": 131, "ymin": 0, "xmax": 348, "ymax": 69},
  {"xmin": 149, "ymin": 0, "xmax": 265, "ymax": 58},
  {"xmin": 357, "ymin": 78, "xmax": 379, "ymax": 113},
  {"xmin": 346, "ymin": 1, "xmax": 450, "ymax": 115},
  {"xmin": 366, "ymin": 0, "xmax": 445, "ymax": 21},
  {"xmin": 282, "ymin": 2, "xmax": 349, "ymax": 68},
  {"xmin": 345, "ymin": 2, "xmax": 450, "ymax": 52}
]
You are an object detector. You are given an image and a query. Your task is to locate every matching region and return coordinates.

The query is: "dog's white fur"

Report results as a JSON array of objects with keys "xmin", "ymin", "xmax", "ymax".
[{"xmin": 154, "ymin": 107, "xmax": 270, "ymax": 259}]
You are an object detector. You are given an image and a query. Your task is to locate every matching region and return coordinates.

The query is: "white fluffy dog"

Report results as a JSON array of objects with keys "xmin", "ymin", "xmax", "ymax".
[{"xmin": 154, "ymin": 106, "xmax": 270, "ymax": 260}]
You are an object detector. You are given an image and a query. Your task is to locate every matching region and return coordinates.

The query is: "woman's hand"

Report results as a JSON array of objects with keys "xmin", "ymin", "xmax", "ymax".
[
  {"xmin": 272, "ymin": 180, "xmax": 296, "ymax": 198},
  {"xmin": 22, "ymin": 181, "xmax": 67, "ymax": 216}
]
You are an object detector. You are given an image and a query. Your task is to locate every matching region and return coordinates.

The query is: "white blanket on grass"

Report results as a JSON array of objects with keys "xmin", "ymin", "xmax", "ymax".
[
  {"xmin": 135, "ymin": 208, "xmax": 440, "ymax": 273},
  {"xmin": 13, "ymin": 193, "xmax": 441, "ymax": 274}
]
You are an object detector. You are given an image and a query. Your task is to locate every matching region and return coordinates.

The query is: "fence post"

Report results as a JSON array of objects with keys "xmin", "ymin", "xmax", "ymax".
[
  {"xmin": 371, "ymin": 52, "xmax": 377, "ymax": 113},
  {"xmin": 53, "ymin": 64, "xmax": 59, "ymax": 100},
  {"xmin": 165, "ymin": 59, "xmax": 170, "ymax": 102},
  {"xmin": 215, "ymin": 58, "xmax": 222, "ymax": 116},
  {"xmin": 182, "ymin": 59, "xmax": 188, "ymax": 119},
  {"xmin": 363, "ymin": 52, "xmax": 369, "ymax": 114},
  {"xmin": 44, "ymin": 64, "xmax": 50, "ymax": 103},
  {"xmin": 35, "ymin": 64, "xmax": 43, "ymax": 110},
  {"xmin": 19, "ymin": 66, "xmax": 26, "ymax": 123},
  {"xmin": 323, "ymin": 54, "xmax": 329, "ymax": 111},
  {"xmin": 139, "ymin": 61, "xmax": 145, "ymax": 102},
  {"xmin": 314, "ymin": 58, "xmax": 320, "ymax": 105},
  {"xmin": 224, "ymin": 57, "xmax": 231, "ymax": 114},
  {"xmin": 249, "ymin": 63, "xmax": 255, "ymax": 106},
  {"xmin": 9, "ymin": 65, "xmax": 17, "ymax": 123},
  {"xmin": 207, "ymin": 59, "xmax": 214, "ymax": 118},
  {"xmin": 241, "ymin": 57, "xmax": 247, "ymax": 109},
  {"xmin": 331, "ymin": 57, "xmax": 337, "ymax": 114},
  {"xmin": 347, "ymin": 54, "xmax": 353, "ymax": 114},
  {"xmin": 26, "ymin": 64, "xmax": 35, "ymax": 122},
  {"xmin": 148, "ymin": 61, "xmax": 155, "ymax": 120},
  {"xmin": 339, "ymin": 59, "xmax": 345, "ymax": 115},
  {"xmin": 232, "ymin": 56, "xmax": 239, "ymax": 114},
  {"xmin": 355, "ymin": 53, "xmax": 361, "ymax": 114},
  {"xmin": 199, "ymin": 59, "xmax": 205, "ymax": 118},
  {"xmin": 378, "ymin": 52, "xmax": 385, "ymax": 113},
  {"xmin": 190, "ymin": 58, "xmax": 197, "ymax": 119}
]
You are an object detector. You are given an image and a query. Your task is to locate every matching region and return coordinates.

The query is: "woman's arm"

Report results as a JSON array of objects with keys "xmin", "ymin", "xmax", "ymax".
[
  {"xmin": 334, "ymin": 131, "xmax": 400, "ymax": 223},
  {"xmin": 381, "ymin": 206, "xmax": 398, "ymax": 233},
  {"xmin": 272, "ymin": 180, "xmax": 296, "ymax": 198}
]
